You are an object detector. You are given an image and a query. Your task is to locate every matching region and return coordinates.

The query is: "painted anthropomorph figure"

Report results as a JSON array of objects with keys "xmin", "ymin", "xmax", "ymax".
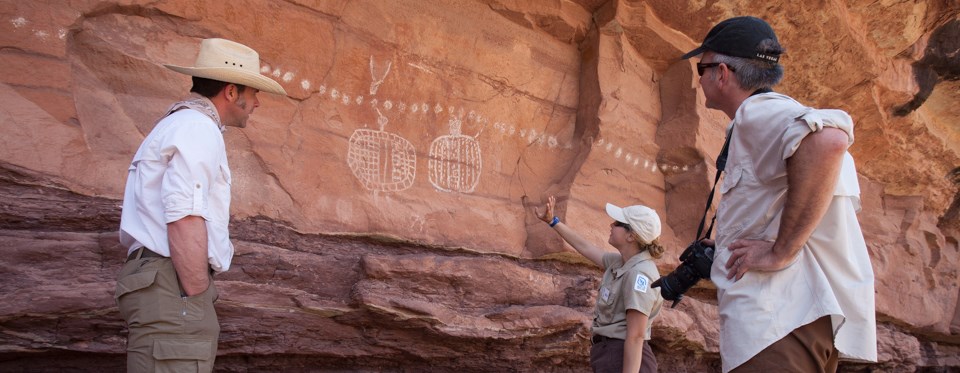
[
  {"xmin": 680, "ymin": 16, "xmax": 877, "ymax": 372},
  {"xmin": 115, "ymin": 38, "xmax": 286, "ymax": 372}
]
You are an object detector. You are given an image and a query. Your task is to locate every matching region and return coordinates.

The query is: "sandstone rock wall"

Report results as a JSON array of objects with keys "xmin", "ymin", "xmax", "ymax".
[{"xmin": 1, "ymin": 0, "xmax": 958, "ymax": 371}]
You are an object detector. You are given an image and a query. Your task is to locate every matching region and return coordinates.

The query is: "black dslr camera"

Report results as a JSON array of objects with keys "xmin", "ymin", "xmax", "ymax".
[{"xmin": 652, "ymin": 240, "xmax": 715, "ymax": 307}]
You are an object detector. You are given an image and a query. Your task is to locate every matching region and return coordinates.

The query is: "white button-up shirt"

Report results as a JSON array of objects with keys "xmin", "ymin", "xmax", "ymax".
[
  {"xmin": 712, "ymin": 93, "xmax": 877, "ymax": 372},
  {"xmin": 119, "ymin": 105, "xmax": 234, "ymax": 272}
]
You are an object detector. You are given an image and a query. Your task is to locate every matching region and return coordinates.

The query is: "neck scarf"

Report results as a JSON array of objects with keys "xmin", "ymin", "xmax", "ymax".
[{"xmin": 158, "ymin": 93, "xmax": 224, "ymax": 132}]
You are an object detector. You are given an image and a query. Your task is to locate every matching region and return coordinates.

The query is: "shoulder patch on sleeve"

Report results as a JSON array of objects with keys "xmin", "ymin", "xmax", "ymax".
[{"xmin": 634, "ymin": 274, "xmax": 649, "ymax": 293}]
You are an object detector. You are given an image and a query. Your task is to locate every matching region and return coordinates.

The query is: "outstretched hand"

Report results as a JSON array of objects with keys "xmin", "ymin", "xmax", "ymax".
[
  {"xmin": 724, "ymin": 239, "xmax": 794, "ymax": 281},
  {"xmin": 535, "ymin": 196, "xmax": 556, "ymax": 224}
]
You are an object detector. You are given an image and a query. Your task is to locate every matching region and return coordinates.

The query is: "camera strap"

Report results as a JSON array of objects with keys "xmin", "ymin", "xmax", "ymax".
[
  {"xmin": 695, "ymin": 89, "xmax": 770, "ymax": 240},
  {"xmin": 695, "ymin": 124, "xmax": 733, "ymax": 240}
]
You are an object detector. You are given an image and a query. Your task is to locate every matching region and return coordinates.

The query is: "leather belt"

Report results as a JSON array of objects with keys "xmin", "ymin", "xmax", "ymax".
[
  {"xmin": 592, "ymin": 335, "xmax": 620, "ymax": 344},
  {"xmin": 126, "ymin": 247, "xmax": 165, "ymax": 262}
]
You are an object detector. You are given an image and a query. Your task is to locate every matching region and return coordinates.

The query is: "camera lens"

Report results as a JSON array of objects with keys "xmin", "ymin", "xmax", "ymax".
[{"xmin": 652, "ymin": 241, "xmax": 715, "ymax": 307}]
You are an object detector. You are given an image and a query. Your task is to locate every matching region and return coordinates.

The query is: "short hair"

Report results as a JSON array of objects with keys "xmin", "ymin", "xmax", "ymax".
[
  {"xmin": 711, "ymin": 39, "xmax": 785, "ymax": 91},
  {"xmin": 190, "ymin": 76, "xmax": 247, "ymax": 98},
  {"xmin": 635, "ymin": 236, "xmax": 665, "ymax": 259}
]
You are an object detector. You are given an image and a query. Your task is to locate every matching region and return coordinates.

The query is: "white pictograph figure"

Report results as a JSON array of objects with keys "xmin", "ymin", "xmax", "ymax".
[
  {"xmin": 11, "ymin": 17, "xmax": 28, "ymax": 28},
  {"xmin": 369, "ymin": 56, "xmax": 392, "ymax": 95},
  {"xmin": 347, "ymin": 108, "xmax": 416, "ymax": 192},
  {"xmin": 428, "ymin": 115, "xmax": 482, "ymax": 193}
]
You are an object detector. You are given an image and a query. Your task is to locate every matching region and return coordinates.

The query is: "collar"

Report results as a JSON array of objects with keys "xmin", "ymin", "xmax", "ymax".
[
  {"xmin": 733, "ymin": 91, "xmax": 799, "ymax": 122},
  {"xmin": 613, "ymin": 250, "xmax": 654, "ymax": 278},
  {"xmin": 751, "ymin": 87, "xmax": 773, "ymax": 96}
]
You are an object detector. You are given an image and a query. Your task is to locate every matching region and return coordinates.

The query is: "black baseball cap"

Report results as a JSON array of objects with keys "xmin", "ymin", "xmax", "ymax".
[{"xmin": 681, "ymin": 16, "xmax": 781, "ymax": 63}]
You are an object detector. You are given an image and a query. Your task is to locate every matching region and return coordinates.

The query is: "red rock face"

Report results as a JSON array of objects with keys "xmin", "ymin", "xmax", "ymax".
[{"xmin": 0, "ymin": 1, "xmax": 958, "ymax": 371}]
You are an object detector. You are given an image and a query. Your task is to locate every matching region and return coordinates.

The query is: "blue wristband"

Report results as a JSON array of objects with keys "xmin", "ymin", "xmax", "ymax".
[{"xmin": 549, "ymin": 216, "xmax": 560, "ymax": 227}]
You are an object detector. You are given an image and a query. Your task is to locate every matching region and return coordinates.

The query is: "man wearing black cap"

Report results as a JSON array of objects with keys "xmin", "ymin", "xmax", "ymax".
[{"xmin": 680, "ymin": 17, "xmax": 877, "ymax": 372}]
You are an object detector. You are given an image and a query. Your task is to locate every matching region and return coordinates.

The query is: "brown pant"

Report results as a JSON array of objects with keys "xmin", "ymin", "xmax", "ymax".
[
  {"xmin": 731, "ymin": 316, "xmax": 838, "ymax": 373},
  {"xmin": 115, "ymin": 253, "xmax": 219, "ymax": 373},
  {"xmin": 590, "ymin": 337, "xmax": 658, "ymax": 373}
]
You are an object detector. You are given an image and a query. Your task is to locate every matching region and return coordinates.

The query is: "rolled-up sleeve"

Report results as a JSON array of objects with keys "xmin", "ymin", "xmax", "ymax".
[
  {"xmin": 159, "ymin": 121, "xmax": 222, "ymax": 223},
  {"xmin": 782, "ymin": 109, "xmax": 854, "ymax": 161}
]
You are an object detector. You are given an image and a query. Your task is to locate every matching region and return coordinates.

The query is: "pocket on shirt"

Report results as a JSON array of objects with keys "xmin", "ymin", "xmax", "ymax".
[
  {"xmin": 719, "ymin": 165, "xmax": 742, "ymax": 194},
  {"xmin": 129, "ymin": 147, "xmax": 163, "ymax": 172}
]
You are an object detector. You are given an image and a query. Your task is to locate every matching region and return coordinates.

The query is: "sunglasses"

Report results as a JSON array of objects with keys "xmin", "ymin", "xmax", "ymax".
[
  {"xmin": 613, "ymin": 221, "xmax": 632, "ymax": 231},
  {"xmin": 696, "ymin": 62, "xmax": 736, "ymax": 76}
]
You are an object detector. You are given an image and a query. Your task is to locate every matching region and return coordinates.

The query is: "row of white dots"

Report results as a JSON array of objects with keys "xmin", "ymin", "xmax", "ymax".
[
  {"xmin": 595, "ymin": 138, "xmax": 702, "ymax": 173},
  {"xmin": 262, "ymin": 63, "xmax": 703, "ymax": 173},
  {"xmin": 8, "ymin": 15, "xmax": 703, "ymax": 174},
  {"xmin": 9, "ymin": 17, "xmax": 67, "ymax": 40}
]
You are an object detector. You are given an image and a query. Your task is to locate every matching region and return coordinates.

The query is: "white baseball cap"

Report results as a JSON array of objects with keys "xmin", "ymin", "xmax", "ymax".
[{"xmin": 605, "ymin": 203, "xmax": 661, "ymax": 244}]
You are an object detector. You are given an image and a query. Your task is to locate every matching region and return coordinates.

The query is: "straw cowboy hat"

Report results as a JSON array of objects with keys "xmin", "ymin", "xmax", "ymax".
[{"xmin": 165, "ymin": 38, "xmax": 287, "ymax": 95}]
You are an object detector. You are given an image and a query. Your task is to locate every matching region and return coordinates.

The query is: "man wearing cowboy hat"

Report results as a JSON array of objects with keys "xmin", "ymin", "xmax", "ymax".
[{"xmin": 115, "ymin": 38, "xmax": 286, "ymax": 372}]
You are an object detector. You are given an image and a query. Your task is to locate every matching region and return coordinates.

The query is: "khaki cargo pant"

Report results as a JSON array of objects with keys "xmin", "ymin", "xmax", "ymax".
[{"xmin": 115, "ymin": 254, "xmax": 219, "ymax": 373}]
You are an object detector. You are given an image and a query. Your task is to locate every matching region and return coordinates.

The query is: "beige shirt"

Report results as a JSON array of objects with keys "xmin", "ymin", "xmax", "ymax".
[
  {"xmin": 712, "ymin": 93, "xmax": 877, "ymax": 372},
  {"xmin": 592, "ymin": 251, "xmax": 663, "ymax": 340}
]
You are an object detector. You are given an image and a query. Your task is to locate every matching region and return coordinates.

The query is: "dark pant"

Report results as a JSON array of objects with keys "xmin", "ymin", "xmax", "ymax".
[
  {"xmin": 731, "ymin": 316, "xmax": 838, "ymax": 373},
  {"xmin": 590, "ymin": 337, "xmax": 658, "ymax": 373},
  {"xmin": 115, "ymin": 251, "xmax": 219, "ymax": 373}
]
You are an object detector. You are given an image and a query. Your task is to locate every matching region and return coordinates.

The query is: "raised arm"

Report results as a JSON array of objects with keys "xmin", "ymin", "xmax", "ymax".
[{"xmin": 537, "ymin": 196, "xmax": 607, "ymax": 268}]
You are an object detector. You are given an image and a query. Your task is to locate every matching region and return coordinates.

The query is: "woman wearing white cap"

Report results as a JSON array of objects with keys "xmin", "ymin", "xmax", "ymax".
[{"xmin": 537, "ymin": 196, "xmax": 665, "ymax": 373}]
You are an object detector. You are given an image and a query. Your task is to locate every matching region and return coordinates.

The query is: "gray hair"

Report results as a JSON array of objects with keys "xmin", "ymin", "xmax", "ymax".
[{"xmin": 710, "ymin": 53, "xmax": 784, "ymax": 91}]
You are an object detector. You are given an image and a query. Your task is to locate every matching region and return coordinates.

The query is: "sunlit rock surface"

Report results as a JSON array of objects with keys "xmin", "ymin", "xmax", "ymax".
[{"xmin": 1, "ymin": 1, "xmax": 958, "ymax": 371}]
